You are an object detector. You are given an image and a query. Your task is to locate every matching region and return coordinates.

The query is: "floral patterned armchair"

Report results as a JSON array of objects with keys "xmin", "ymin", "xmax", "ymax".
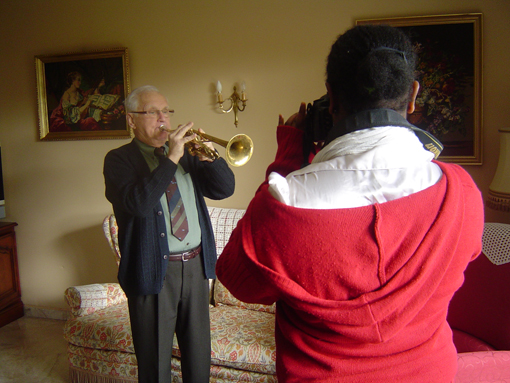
[{"xmin": 64, "ymin": 207, "xmax": 277, "ymax": 383}]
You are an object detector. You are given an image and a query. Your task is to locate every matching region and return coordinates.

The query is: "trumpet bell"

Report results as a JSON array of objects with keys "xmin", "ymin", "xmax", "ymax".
[{"xmin": 226, "ymin": 134, "xmax": 253, "ymax": 167}]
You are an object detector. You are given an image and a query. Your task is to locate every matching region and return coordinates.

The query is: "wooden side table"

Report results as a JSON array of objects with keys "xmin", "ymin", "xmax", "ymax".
[{"xmin": 0, "ymin": 222, "xmax": 23, "ymax": 327}]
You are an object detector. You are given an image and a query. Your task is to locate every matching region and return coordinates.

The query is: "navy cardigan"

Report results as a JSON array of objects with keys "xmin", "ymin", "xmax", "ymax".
[{"xmin": 104, "ymin": 140, "xmax": 235, "ymax": 296}]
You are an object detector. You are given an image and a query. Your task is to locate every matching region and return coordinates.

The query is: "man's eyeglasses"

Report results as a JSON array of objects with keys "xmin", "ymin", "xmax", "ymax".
[{"xmin": 130, "ymin": 108, "xmax": 174, "ymax": 118}]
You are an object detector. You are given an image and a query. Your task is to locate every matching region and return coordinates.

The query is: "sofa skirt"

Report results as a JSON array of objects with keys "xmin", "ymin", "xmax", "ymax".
[{"xmin": 69, "ymin": 366, "xmax": 138, "ymax": 383}]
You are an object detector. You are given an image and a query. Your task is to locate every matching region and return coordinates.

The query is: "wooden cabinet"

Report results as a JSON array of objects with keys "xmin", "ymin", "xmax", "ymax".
[{"xmin": 0, "ymin": 222, "xmax": 23, "ymax": 328}]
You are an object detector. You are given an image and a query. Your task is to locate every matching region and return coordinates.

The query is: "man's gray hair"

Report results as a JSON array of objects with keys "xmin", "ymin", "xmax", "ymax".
[{"xmin": 124, "ymin": 85, "xmax": 160, "ymax": 112}]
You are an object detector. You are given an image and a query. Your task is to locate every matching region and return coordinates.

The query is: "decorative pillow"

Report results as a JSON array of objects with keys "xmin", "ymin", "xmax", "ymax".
[
  {"xmin": 65, "ymin": 283, "xmax": 126, "ymax": 318},
  {"xmin": 208, "ymin": 207, "xmax": 276, "ymax": 313},
  {"xmin": 208, "ymin": 206, "xmax": 246, "ymax": 255}
]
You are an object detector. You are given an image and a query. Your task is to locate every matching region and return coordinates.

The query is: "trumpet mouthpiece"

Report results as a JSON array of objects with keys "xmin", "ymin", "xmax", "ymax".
[{"xmin": 159, "ymin": 125, "xmax": 171, "ymax": 132}]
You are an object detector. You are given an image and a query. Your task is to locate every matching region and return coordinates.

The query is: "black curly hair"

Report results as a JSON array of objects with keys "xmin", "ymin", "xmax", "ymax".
[{"xmin": 326, "ymin": 24, "xmax": 417, "ymax": 114}]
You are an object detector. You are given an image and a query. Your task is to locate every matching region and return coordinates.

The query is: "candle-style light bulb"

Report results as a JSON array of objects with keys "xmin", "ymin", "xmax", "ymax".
[
  {"xmin": 240, "ymin": 81, "xmax": 247, "ymax": 101},
  {"xmin": 216, "ymin": 81, "xmax": 223, "ymax": 103}
]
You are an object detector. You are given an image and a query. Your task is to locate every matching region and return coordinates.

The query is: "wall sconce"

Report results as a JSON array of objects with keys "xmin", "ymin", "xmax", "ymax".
[
  {"xmin": 487, "ymin": 128, "xmax": 510, "ymax": 212},
  {"xmin": 216, "ymin": 81, "xmax": 247, "ymax": 127}
]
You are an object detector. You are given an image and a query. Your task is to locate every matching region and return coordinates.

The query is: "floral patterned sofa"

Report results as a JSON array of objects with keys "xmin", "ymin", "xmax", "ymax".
[
  {"xmin": 64, "ymin": 208, "xmax": 510, "ymax": 383},
  {"xmin": 64, "ymin": 207, "xmax": 277, "ymax": 383}
]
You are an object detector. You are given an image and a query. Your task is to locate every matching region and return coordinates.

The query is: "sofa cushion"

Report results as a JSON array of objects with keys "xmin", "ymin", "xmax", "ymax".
[
  {"xmin": 65, "ymin": 303, "xmax": 182, "ymax": 357},
  {"xmin": 209, "ymin": 364, "xmax": 277, "ymax": 382},
  {"xmin": 210, "ymin": 305, "xmax": 276, "ymax": 375},
  {"xmin": 214, "ymin": 279, "xmax": 276, "ymax": 314},
  {"xmin": 64, "ymin": 302, "xmax": 134, "ymax": 354}
]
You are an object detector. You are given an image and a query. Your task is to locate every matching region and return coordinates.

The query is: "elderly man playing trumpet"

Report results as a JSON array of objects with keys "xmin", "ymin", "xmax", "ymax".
[{"xmin": 103, "ymin": 85, "xmax": 235, "ymax": 383}]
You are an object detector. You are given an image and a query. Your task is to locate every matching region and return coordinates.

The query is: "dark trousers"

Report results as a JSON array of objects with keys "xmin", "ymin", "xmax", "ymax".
[{"xmin": 127, "ymin": 254, "xmax": 211, "ymax": 383}]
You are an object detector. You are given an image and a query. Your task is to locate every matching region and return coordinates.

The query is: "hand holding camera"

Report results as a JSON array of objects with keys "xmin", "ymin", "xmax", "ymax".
[
  {"xmin": 279, "ymin": 94, "xmax": 334, "ymax": 166},
  {"xmin": 279, "ymin": 102, "xmax": 308, "ymax": 130}
]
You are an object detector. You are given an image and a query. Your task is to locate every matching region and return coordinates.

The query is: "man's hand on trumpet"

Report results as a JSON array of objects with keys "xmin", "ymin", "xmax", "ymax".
[
  {"xmin": 164, "ymin": 122, "xmax": 215, "ymax": 164},
  {"xmin": 192, "ymin": 128, "xmax": 216, "ymax": 163},
  {"xmin": 165, "ymin": 122, "xmax": 196, "ymax": 164}
]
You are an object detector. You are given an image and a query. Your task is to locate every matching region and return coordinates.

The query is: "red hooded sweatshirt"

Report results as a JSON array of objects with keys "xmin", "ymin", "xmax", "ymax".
[{"xmin": 216, "ymin": 126, "xmax": 484, "ymax": 382}]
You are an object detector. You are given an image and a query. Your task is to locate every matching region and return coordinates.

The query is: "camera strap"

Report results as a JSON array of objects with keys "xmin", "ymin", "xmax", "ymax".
[{"xmin": 325, "ymin": 109, "xmax": 443, "ymax": 159}]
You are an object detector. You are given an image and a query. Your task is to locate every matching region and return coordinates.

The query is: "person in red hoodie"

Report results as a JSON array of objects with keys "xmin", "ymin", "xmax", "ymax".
[{"xmin": 216, "ymin": 24, "xmax": 484, "ymax": 382}]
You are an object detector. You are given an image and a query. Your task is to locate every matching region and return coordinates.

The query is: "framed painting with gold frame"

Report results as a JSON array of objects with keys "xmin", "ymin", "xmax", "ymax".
[
  {"xmin": 35, "ymin": 48, "xmax": 132, "ymax": 141},
  {"xmin": 356, "ymin": 14, "xmax": 483, "ymax": 164}
]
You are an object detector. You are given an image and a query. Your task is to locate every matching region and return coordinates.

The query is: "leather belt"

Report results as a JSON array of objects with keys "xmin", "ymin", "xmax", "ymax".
[{"xmin": 167, "ymin": 245, "xmax": 201, "ymax": 262}]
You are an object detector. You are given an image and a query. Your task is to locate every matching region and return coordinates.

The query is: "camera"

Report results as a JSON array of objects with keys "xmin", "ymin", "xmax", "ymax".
[
  {"xmin": 305, "ymin": 94, "xmax": 333, "ymax": 142},
  {"xmin": 302, "ymin": 94, "xmax": 333, "ymax": 164}
]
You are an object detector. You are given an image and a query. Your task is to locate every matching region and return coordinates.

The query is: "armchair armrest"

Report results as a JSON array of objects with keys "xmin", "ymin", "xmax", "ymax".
[
  {"xmin": 456, "ymin": 351, "xmax": 510, "ymax": 382},
  {"xmin": 64, "ymin": 283, "xmax": 127, "ymax": 318}
]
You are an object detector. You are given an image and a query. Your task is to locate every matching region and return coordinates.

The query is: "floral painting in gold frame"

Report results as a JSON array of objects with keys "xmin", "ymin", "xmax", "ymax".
[
  {"xmin": 356, "ymin": 14, "xmax": 483, "ymax": 164},
  {"xmin": 35, "ymin": 48, "xmax": 131, "ymax": 141}
]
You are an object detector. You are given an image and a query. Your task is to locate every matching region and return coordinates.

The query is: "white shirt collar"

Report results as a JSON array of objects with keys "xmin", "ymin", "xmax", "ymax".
[{"xmin": 269, "ymin": 126, "xmax": 442, "ymax": 209}]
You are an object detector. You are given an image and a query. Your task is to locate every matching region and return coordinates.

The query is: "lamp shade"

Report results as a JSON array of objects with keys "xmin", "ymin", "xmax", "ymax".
[{"xmin": 487, "ymin": 128, "xmax": 510, "ymax": 212}]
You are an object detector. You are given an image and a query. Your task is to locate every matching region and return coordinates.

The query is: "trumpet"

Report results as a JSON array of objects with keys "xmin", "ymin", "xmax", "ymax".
[{"xmin": 159, "ymin": 125, "xmax": 253, "ymax": 167}]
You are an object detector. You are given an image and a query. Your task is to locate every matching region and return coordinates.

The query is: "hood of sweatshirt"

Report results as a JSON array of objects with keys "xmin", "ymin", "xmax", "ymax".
[{"xmin": 227, "ymin": 161, "xmax": 483, "ymax": 344}]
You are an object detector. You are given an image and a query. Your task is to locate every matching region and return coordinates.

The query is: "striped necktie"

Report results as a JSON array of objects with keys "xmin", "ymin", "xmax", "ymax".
[{"xmin": 155, "ymin": 147, "xmax": 189, "ymax": 241}]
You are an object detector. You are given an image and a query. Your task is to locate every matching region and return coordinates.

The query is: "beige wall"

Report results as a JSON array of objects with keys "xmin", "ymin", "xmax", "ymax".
[{"xmin": 0, "ymin": 0, "xmax": 509, "ymax": 311}]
